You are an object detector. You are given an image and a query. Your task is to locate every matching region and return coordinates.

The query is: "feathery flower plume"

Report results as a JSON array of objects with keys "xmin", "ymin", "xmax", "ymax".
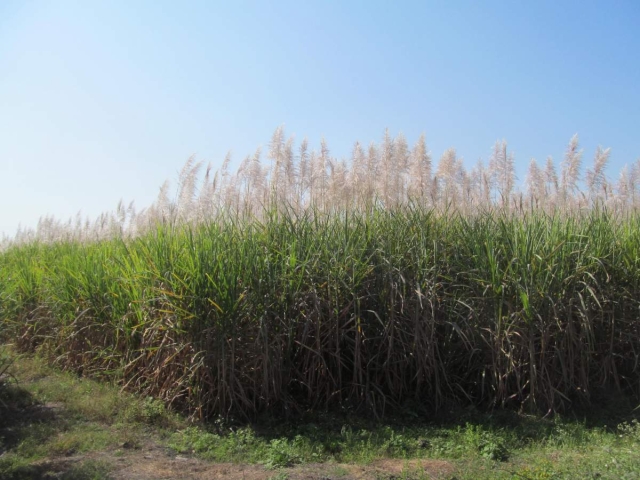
[
  {"xmin": 436, "ymin": 148, "xmax": 460, "ymax": 207},
  {"xmin": 560, "ymin": 134, "xmax": 583, "ymax": 206},
  {"xmin": 526, "ymin": 158, "xmax": 545, "ymax": 208},
  {"xmin": 393, "ymin": 132, "xmax": 410, "ymax": 205},
  {"xmin": 586, "ymin": 146, "xmax": 611, "ymax": 205},
  {"xmin": 379, "ymin": 129, "xmax": 394, "ymax": 206},
  {"xmin": 489, "ymin": 140, "xmax": 515, "ymax": 208},
  {"xmin": 408, "ymin": 134, "xmax": 432, "ymax": 205},
  {"xmin": 297, "ymin": 138, "xmax": 309, "ymax": 208}
]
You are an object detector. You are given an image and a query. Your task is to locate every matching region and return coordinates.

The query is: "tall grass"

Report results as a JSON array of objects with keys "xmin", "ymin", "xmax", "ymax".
[
  {"xmin": 2, "ymin": 207, "xmax": 640, "ymax": 419},
  {"xmin": 2, "ymin": 128, "xmax": 640, "ymax": 419}
]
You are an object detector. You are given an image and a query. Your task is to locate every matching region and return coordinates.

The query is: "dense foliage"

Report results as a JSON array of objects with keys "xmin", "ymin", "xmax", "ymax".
[{"xmin": 2, "ymin": 208, "xmax": 639, "ymax": 419}]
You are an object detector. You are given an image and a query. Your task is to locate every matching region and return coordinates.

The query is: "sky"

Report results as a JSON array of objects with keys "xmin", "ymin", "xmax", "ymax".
[{"xmin": 1, "ymin": 0, "xmax": 639, "ymax": 236}]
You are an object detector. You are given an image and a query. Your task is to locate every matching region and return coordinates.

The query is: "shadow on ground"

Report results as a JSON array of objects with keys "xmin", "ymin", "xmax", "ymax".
[{"xmin": 1, "ymin": 375, "xmax": 110, "ymax": 480}]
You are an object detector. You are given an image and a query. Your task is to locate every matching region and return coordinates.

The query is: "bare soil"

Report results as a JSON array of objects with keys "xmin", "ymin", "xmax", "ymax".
[{"xmin": 26, "ymin": 446, "xmax": 455, "ymax": 480}]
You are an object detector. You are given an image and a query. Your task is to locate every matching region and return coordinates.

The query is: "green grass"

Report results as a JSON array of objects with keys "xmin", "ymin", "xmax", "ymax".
[
  {"xmin": 0, "ymin": 457, "xmax": 112, "ymax": 480},
  {"xmin": 165, "ymin": 412, "xmax": 640, "ymax": 478},
  {"xmin": 0, "ymin": 348, "xmax": 183, "ymax": 479},
  {"xmin": 167, "ymin": 409, "xmax": 640, "ymax": 469}
]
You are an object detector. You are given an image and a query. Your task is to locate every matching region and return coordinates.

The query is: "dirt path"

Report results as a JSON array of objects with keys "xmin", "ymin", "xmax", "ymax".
[
  {"xmin": 27, "ymin": 442, "xmax": 455, "ymax": 480},
  {"xmin": 108, "ymin": 454, "xmax": 455, "ymax": 480},
  {"xmin": 2, "ymin": 394, "xmax": 454, "ymax": 480},
  {"xmin": 97, "ymin": 452, "xmax": 454, "ymax": 480}
]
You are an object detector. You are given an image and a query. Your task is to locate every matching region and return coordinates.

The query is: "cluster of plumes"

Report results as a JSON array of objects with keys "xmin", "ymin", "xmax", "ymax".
[
  {"xmin": 158, "ymin": 128, "xmax": 640, "ymax": 221},
  {"xmin": 6, "ymin": 127, "xmax": 640, "ymax": 247},
  {"xmin": 8, "ymin": 200, "xmax": 137, "ymax": 247}
]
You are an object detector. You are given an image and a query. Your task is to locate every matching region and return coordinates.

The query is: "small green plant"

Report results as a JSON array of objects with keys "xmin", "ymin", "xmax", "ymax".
[
  {"xmin": 141, "ymin": 395, "xmax": 167, "ymax": 425},
  {"xmin": 618, "ymin": 419, "xmax": 640, "ymax": 441},
  {"xmin": 264, "ymin": 438, "xmax": 302, "ymax": 469},
  {"xmin": 478, "ymin": 436, "xmax": 508, "ymax": 462}
]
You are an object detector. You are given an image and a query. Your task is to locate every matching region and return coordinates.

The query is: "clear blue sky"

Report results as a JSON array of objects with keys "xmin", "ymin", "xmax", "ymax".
[{"xmin": 2, "ymin": 0, "xmax": 639, "ymax": 236}]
